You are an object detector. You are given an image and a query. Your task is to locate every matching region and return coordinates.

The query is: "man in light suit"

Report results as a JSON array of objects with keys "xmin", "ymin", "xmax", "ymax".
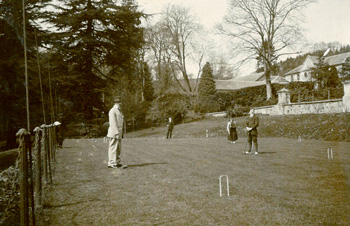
[{"xmin": 107, "ymin": 97, "xmax": 127, "ymax": 169}]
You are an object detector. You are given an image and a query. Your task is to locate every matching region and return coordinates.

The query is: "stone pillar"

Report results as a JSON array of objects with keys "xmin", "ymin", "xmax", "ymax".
[
  {"xmin": 342, "ymin": 80, "xmax": 350, "ymax": 112},
  {"xmin": 277, "ymin": 88, "xmax": 291, "ymax": 115}
]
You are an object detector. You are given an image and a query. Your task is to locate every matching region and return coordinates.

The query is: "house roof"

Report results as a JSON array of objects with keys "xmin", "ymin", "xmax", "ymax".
[
  {"xmin": 284, "ymin": 52, "xmax": 350, "ymax": 76},
  {"xmin": 284, "ymin": 65, "xmax": 304, "ymax": 75},
  {"xmin": 234, "ymin": 72, "xmax": 265, "ymax": 82},
  {"xmin": 216, "ymin": 80, "xmax": 265, "ymax": 91},
  {"xmin": 215, "ymin": 76, "xmax": 288, "ymax": 91},
  {"xmin": 325, "ymin": 52, "xmax": 350, "ymax": 65},
  {"xmin": 271, "ymin": 75, "xmax": 289, "ymax": 84}
]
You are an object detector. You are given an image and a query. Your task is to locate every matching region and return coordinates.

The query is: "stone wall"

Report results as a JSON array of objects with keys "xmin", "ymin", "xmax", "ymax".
[
  {"xmin": 253, "ymin": 80, "xmax": 350, "ymax": 115},
  {"xmin": 283, "ymin": 99, "xmax": 343, "ymax": 115}
]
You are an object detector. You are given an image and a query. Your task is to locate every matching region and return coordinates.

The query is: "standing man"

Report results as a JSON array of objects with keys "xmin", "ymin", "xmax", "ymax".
[
  {"xmin": 166, "ymin": 117, "xmax": 174, "ymax": 139},
  {"xmin": 107, "ymin": 96, "xmax": 127, "ymax": 169},
  {"xmin": 245, "ymin": 109, "xmax": 259, "ymax": 154}
]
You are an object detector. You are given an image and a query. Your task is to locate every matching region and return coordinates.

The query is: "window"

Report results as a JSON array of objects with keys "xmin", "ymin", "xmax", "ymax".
[{"xmin": 297, "ymin": 73, "xmax": 300, "ymax": 81}]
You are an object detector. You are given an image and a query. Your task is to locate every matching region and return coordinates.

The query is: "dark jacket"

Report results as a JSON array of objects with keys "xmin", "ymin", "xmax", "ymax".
[
  {"xmin": 167, "ymin": 120, "xmax": 174, "ymax": 130},
  {"xmin": 246, "ymin": 114, "xmax": 259, "ymax": 135}
]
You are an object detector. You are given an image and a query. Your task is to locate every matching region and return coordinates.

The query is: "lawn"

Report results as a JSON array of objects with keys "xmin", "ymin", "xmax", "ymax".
[{"xmin": 41, "ymin": 134, "xmax": 350, "ymax": 225}]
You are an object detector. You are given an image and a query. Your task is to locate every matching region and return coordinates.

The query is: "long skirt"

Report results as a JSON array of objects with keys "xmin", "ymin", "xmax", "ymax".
[{"xmin": 227, "ymin": 127, "xmax": 238, "ymax": 141}]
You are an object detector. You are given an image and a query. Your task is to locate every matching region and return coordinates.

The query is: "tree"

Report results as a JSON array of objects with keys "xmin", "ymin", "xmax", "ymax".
[
  {"xmin": 311, "ymin": 55, "xmax": 328, "ymax": 89},
  {"xmin": 46, "ymin": 0, "xmax": 145, "ymax": 120},
  {"xmin": 341, "ymin": 57, "xmax": 350, "ymax": 81},
  {"xmin": 162, "ymin": 4, "xmax": 203, "ymax": 93},
  {"xmin": 144, "ymin": 21, "xmax": 176, "ymax": 94},
  {"xmin": 0, "ymin": 0, "xmax": 51, "ymax": 149},
  {"xmin": 196, "ymin": 62, "xmax": 219, "ymax": 113},
  {"xmin": 142, "ymin": 62, "xmax": 155, "ymax": 102},
  {"xmin": 217, "ymin": 0, "xmax": 316, "ymax": 100}
]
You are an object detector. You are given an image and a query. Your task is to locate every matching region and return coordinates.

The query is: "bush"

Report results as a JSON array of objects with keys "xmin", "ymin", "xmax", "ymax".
[{"xmin": 153, "ymin": 92, "xmax": 190, "ymax": 122}]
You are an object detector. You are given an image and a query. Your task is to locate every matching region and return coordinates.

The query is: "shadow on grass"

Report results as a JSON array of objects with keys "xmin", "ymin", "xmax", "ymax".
[
  {"xmin": 242, "ymin": 151, "xmax": 277, "ymax": 155},
  {"xmin": 127, "ymin": 162, "xmax": 167, "ymax": 168},
  {"xmin": 257, "ymin": 152, "xmax": 277, "ymax": 155},
  {"xmin": 43, "ymin": 198, "xmax": 101, "ymax": 208}
]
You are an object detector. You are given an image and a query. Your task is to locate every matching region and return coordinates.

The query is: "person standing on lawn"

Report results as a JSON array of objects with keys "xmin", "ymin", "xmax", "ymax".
[
  {"xmin": 227, "ymin": 117, "xmax": 238, "ymax": 143},
  {"xmin": 166, "ymin": 117, "xmax": 174, "ymax": 139},
  {"xmin": 246, "ymin": 109, "xmax": 259, "ymax": 154},
  {"xmin": 107, "ymin": 96, "xmax": 127, "ymax": 169}
]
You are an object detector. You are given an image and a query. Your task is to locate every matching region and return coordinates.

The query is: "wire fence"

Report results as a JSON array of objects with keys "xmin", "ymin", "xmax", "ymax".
[{"xmin": 0, "ymin": 124, "xmax": 59, "ymax": 226}]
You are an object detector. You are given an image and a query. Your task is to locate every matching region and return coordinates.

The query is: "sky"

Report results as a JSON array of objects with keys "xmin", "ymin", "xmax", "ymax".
[{"xmin": 136, "ymin": 0, "xmax": 350, "ymax": 75}]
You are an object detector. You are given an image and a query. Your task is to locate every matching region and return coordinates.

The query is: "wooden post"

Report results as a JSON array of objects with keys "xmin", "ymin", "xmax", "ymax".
[
  {"xmin": 42, "ymin": 127, "xmax": 48, "ymax": 184},
  {"xmin": 34, "ymin": 128, "xmax": 42, "ymax": 208},
  {"xmin": 328, "ymin": 89, "xmax": 330, "ymax": 100},
  {"xmin": 17, "ymin": 129, "xmax": 29, "ymax": 226},
  {"xmin": 26, "ymin": 133, "xmax": 35, "ymax": 226},
  {"xmin": 47, "ymin": 128, "xmax": 52, "ymax": 184}
]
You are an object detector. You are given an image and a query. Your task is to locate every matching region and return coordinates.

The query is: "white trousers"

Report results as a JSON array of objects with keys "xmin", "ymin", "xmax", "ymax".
[{"xmin": 108, "ymin": 137, "xmax": 121, "ymax": 166}]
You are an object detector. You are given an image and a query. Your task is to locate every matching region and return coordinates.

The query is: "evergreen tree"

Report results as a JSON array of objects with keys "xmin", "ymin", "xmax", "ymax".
[
  {"xmin": 198, "ymin": 62, "xmax": 216, "ymax": 99},
  {"xmin": 196, "ymin": 62, "xmax": 218, "ymax": 113},
  {"xmin": 46, "ymin": 0, "xmax": 145, "ymax": 120},
  {"xmin": 341, "ymin": 57, "xmax": 350, "ymax": 81},
  {"xmin": 311, "ymin": 56, "xmax": 328, "ymax": 89},
  {"xmin": 327, "ymin": 66, "xmax": 341, "ymax": 88},
  {"xmin": 0, "ymin": 0, "xmax": 50, "ymax": 149}
]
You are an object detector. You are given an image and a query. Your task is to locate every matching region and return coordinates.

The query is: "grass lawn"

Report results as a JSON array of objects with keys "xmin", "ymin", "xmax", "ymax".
[{"xmin": 42, "ymin": 134, "xmax": 350, "ymax": 225}]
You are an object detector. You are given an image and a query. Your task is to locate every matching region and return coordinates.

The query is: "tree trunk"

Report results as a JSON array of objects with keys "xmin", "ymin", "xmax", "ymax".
[{"xmin": 264, "ymin": 65, "xmax": 273, "ymax": 100}]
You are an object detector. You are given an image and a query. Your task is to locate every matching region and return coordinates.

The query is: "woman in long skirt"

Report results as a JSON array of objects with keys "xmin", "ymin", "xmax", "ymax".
[{"xmin": 227, "ymin": 118, "xmax": 238, "ymax": 143}]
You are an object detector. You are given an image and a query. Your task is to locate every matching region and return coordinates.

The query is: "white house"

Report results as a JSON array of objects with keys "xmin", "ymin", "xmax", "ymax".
[{"xmin": 284, "ymin": 52, "xmax": 350, "ymax": 82}]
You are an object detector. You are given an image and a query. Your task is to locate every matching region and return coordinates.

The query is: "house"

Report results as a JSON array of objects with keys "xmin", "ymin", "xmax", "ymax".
[
  {"xmin": 284, "ymin": 52, "xmax": 350, "ymax": 82},
  {"xmin": 216, "ymin": 71, "xmax": 289, "ymax": 92}
]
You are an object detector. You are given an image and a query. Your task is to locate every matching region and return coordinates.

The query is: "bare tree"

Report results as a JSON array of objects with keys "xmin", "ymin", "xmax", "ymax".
[
  {"xmin": 217, "ymin": 0, "xmax": 316, "ymax": 100},
  {"xmin": 162, "ymin": 4, "xmax": 203, "ymax": 93}
]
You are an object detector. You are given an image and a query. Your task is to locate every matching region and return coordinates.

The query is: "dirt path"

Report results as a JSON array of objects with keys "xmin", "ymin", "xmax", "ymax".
[{"xmin": 41, "ymin": 137, "xmax": 350, "ymax": 225}]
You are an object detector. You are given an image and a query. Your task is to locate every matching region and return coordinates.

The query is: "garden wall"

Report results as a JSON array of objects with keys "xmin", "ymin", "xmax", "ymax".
[{"xmin": 254, "ymin": 81, "xmax": 350, "ymax": 115}]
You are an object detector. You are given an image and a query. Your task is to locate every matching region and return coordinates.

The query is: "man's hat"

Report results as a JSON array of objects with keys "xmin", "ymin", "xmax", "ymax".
[
  {"xmin": 53, "ymin": 121, "xmax": 62, "ymax": 126},
  {"xmin": 114, "ymin": 96, "xmax": 122, "ymax": 103}
]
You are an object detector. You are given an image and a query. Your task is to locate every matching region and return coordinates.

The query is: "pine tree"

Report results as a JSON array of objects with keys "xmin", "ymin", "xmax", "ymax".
[
  {"xmin": 196, "ymin": 62, "xmax": 218, "ymax": 113},
  {"xmin": 198, "ymin": 62, "xmax": 216, "ymax": 99},
  {"xmin": 0, "ymin": 0, "xmax": 51, "ymax": 148},
  {"xmin": 46, "ymin": 0, "xmax": 145, "ymax": 120}
]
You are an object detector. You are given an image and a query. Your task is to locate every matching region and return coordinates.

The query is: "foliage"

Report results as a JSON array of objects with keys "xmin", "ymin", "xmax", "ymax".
[
  {"xmin": 46, "ymin": 0, "xmax": 145, "ymax": 121},
  {"xmin": 196, "ymin": 62, "xmax": 218, "ymax": 113},
  {"xmin": 153, "ymin": 92, "xmax": 190, "ymax": 124},
  {"xmin": 341, "ymin": 56, "xmax": 350, "ymax": 81},
  {"xmin": 142, "ymin": 62, "xmax": 155, "ymax": 102},
  {"xmin": 0, "ymin": 0, "xmax": 51, "ymax": 149},
  {"xmin": 147, "ymin": 4, "xmax": 203, "ymax": 93},
  {"xmin": 0, "ymin": 164, "xmax": 20, "ymax": 226}
]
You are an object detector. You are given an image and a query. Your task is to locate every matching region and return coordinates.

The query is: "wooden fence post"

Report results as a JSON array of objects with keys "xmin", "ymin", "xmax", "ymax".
[
  {"xmin": 34, "ymin": 127, "xmax": 42, "ymax": 209},
  {"xmin": 42, "ymin": 127, "xmax": 48, "ymax": 184},
  {"xmin": 16, "ymin": 129, "xmax": 29, "ymax": 226}
]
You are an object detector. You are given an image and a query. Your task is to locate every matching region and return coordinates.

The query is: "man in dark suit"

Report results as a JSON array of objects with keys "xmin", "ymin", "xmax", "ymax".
[
  {"xmin": 166, "ymin": 117, "xmax": 174, "ymax": 139},
  {"xmin": 245, "ymin": 109, "xmax": 259, "ymax": 154}
]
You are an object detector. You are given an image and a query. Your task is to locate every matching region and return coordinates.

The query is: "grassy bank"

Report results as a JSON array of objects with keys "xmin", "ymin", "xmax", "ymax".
[{"xmin": 128, "ymin": 113, "xmax": 350, "ymax": 142}]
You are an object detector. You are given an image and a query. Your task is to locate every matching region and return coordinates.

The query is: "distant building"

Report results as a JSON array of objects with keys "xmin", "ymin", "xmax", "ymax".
[
  {"xmin": 284, "ymin": 52, "xmax": 350, "ymax": 82},
  {"xmin": 216, "ymin": 71, "xmax": 288, "ymax": 92}
]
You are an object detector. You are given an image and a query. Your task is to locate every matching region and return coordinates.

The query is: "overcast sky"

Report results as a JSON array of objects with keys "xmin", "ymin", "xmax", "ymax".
[{"xmin": 136, "ymin": 0, "xmax": 350, "ymax": 75}]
